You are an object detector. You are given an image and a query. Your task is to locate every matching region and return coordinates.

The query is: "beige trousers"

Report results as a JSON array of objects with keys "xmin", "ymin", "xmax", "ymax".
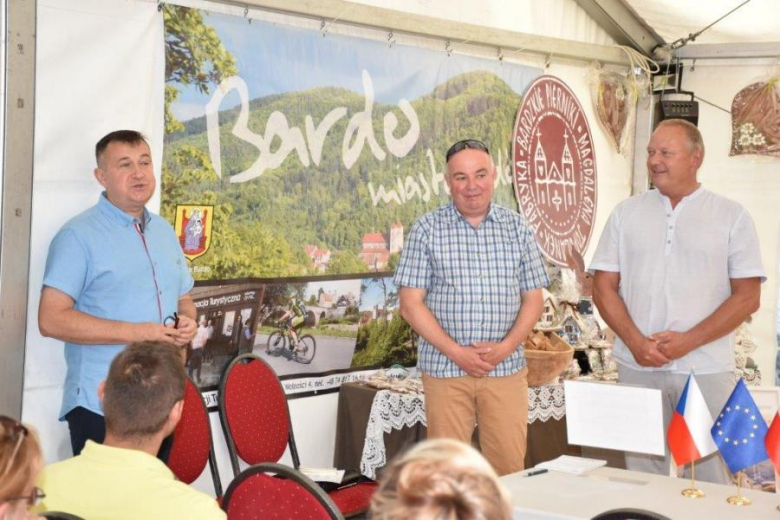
[{"xmin": 422, "ymin": 368, "xmax": 528, "ymax": 476}]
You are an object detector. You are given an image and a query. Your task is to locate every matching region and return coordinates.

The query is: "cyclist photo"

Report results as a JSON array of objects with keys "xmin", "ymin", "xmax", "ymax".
[
  {"xmin": 277, "ymin": 295, "xmax": 307, "ymax": 353},
  {"xmin": 257, "ymin": 280, "xmax": 362, "ymax": 379}
]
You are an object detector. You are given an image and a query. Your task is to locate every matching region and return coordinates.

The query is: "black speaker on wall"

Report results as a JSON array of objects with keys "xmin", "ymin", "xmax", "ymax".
[{"xmin": 653, "ymin": 91, "xmax": 699, "ymax": 127}]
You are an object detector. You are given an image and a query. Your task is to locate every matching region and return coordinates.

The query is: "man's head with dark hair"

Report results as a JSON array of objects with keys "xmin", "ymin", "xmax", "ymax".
[
  {"xmin": 101, "ymin": 341, "xmax": 186, "ymax": 441},
  {"xmin": 92, "ymin": 130, "xmax": 155, "ymax": 219},
  {"xmin": 444, "ymin": 138, "xmax": 496, "ymax": 226},
  {"xmin": 95, "ymin": 130, "xmax": 148, "ymax": 167}
]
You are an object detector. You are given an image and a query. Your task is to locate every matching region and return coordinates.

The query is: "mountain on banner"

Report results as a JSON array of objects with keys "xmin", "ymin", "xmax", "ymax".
[
  {"xmin": 667, "ymin": 373, "xmax": 717, "ymax": 466},
  {"xmin": 162, "ymin": 71, "xmax": 527, "ymax": 279},
  {"xmin": 710, "ymin": 378, "xmax": 769, "ymax": 474}
]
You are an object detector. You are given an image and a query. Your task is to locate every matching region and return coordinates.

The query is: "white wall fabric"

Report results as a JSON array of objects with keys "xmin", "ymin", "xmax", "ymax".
[
  {"xmin": 675, "ymin": 62, "xmax": 779, "ymax": 376},
  {"xmin": 24, "ymin": 0, "xmax": 164, "ymax": 462}
]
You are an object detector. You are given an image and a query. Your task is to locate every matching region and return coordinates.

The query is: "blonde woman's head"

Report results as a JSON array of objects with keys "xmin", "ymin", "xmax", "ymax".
[
  {"xmin": 0, "ymin": 417, "xmax": 43, "ymax": 519},
  {"xmin": 370, "ymin": 439, "xmax": 512, "ymax": 520}
]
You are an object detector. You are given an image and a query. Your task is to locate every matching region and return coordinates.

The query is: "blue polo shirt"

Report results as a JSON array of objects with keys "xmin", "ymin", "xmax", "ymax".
[{"xmin": 43, "ymin": 193, "xmax": 194, "ymax": 419}]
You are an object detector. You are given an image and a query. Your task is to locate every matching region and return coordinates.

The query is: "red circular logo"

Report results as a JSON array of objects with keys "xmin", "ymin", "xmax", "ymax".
[{"xmin": 512, "ymin": 76, "xmax": 597, "ymax": 266}]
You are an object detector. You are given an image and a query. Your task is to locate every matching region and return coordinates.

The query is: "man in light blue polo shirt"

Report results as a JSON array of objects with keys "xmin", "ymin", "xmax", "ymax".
[{"xmin": 39, "ymin": 130, "xmax": 197, "ymax": 455}]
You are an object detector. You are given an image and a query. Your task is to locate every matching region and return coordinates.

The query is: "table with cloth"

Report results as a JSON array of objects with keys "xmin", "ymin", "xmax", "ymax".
[{"xmin": 334, "ymin": 381, "xmax": 574, "ymax": 479}]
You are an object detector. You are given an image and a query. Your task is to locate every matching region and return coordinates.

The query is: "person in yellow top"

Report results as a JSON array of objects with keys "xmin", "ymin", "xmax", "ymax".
[
  {"xmin": 278, "ymin": 295, "xmax": 307, "ymax": 349},
  {"xmin": 36, "ymin": 341, "xmax": 225, "ymax": 520}
]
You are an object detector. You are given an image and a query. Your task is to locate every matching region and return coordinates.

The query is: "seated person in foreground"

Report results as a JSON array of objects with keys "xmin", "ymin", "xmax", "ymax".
[
  {"xmin": 1, "ymin": 416, "xmax": 44, "ymax": 520},
  {"xmin": 37, "ymin": 341, "xmax": 225, "ymax": 520},
  {"xmin": 370, "ymin": 438, "xmax": 512, "ymax": 520}
]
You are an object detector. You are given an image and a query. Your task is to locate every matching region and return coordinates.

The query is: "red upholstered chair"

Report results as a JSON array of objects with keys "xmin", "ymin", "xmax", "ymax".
[
  {"xmin": 218, "ymin": 354, "xmax": 377, "ymax": 518},
  {"xmin": 168, "ymin": 377, "xmax": 223, "ymax": 498},
  {"xmin": 591, "ymin": 509, "xmax": 671, "ymax": 520},
  {"xmin": 221, "ymin": 462, "xmax": 343, "ymax": 520}
]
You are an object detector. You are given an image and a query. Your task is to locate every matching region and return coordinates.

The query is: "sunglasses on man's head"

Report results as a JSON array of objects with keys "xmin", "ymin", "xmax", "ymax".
[
  {"xmin": 445, "ymin": 139, "xmax": 490, "ymax": 162},
  {"xmin": 1, "ymin": 416, "xmax": 28, "ymax": 478}
]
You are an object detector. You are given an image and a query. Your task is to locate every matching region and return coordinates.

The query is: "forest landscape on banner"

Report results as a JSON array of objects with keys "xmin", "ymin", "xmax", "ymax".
[{"xmin": 161, "ymin": 5, "xmax": 541, "ymax": 397}]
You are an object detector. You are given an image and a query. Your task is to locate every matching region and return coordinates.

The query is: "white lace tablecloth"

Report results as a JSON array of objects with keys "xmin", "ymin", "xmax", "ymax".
[
  {"xmin": 361, "ymin": 390, "xmax": 426, "ymax": 479},
  {"xmin": 528, "ymin": 383, "xmax": 566, "ymax": 423},
  {"xmin": 359, "ymin": 383, "xmax": 566, "ymax": 479}
]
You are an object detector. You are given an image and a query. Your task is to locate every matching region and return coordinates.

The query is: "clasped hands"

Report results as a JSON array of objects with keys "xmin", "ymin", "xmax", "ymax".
[
  {"xmin": 634, "ymin": 330, "xmax": 693, "ymax": 367},
  {"xmin": 451, "ymin": 341, "xmax": 515, "ymax": 378},
  {"xmin": 135, "ymin": 316, "xmax": 197, "ymax": 347}
]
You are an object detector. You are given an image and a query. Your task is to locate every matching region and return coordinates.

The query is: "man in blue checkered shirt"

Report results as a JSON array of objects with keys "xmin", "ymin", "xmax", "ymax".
[{"xmin": 394, "ymin": 139, "xmax": 549, "ymax": 475}]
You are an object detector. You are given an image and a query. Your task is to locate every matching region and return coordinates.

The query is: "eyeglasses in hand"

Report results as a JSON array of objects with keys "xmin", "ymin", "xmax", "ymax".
[{"xmin": 164, "ymin": 312, "xmax": 180, "ymax": 329}]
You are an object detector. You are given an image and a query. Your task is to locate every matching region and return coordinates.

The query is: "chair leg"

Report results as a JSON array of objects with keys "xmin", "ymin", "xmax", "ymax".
[{"xmin": 208, "ymin": 447, "xmax": 223, "ymax": 498}]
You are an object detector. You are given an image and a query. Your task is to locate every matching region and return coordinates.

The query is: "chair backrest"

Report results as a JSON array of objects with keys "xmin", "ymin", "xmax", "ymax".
[
  {"xmin": 168, "ymin": 377, "xmax": 223, "ymax": 497},
  {"xmin": 219, "ymin": 354, "xmax": 299, "ymax": 476},
  {"xmin": 591, "ymin": 508, "xmax": 672, "ymax": 520},
  {"xmin": 40, "ymin": 512, "xmax": 86, "ymax": 520},
  {"xmin": 222, "ymin": 463, "xmax": 343, "ymax": 520}
]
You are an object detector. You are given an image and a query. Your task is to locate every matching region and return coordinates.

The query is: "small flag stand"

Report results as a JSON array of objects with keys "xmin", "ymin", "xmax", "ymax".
[
  {"xmin": 726, "ymin": 471, "xmax": 751, "ymax": 506},
  {"xmin": 680, "ymin": 460, "xmax": 704, "ymax": 498},
  {"xmin": 711, "ymin": 379, "xmax": 769, "ymax": 507},
  {"xmin": 667, "ymin": 372, "xmax": 717, "ymax": 498},
  {"xmin": 765, "ymin": 411, "xmax": 780, "ymax": 511}
]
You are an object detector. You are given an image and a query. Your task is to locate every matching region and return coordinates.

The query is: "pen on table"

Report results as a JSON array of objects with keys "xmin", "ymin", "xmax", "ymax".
[{"xmin": 524, "ymin": 469, "xmax": 548, "ymax": 477}]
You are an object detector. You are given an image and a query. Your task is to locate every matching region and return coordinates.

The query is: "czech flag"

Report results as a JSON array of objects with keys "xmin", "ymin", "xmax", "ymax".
[
  {"xmin": 767, "ymin": 412, "xmax": 780, "ymax": 473},
  {"xmin": 667, "ymin": 373, "xmax": 718, "ymax": 466}
]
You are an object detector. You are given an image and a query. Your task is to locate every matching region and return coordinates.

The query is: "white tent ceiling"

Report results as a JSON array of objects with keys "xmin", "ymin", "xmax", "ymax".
[
  {"xmin": 625, "ymin": 0, "xmax": 780, "ymax": 46},
  {"xmin": 237, "ymin": 1, "xmax": 777, "ymax": 66}
]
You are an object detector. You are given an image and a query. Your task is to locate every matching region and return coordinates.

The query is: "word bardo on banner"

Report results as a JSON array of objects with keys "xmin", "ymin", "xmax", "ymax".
[{"xmin": 206, "ymin": 70, "xmax": 420, "ymax": 183}]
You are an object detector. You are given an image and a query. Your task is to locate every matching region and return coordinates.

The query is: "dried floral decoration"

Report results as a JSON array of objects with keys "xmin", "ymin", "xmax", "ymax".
[
  {"xmin": 594, "ymin": 72, "xmax": 634, "ymax": 154},
  {"xmin": 730, "ymin": 78, "xmax": 780, "ymax": 158},
  {"xmin": 588, "ymin": 48, "xmax": 656, "ymax": 156}
]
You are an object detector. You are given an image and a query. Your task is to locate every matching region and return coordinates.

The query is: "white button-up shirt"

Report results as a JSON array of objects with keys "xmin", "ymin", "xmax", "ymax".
[{"xmin": 589, "ymin": 187, "xmax": 765, "ymax": 374}]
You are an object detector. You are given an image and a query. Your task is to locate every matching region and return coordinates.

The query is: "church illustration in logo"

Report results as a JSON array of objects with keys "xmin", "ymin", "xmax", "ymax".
[
  {"xmin": 174, "ymin": 205, "xmax": 214, "ymax": 261},
  {"xmin": 533, "ymin": 129, "xmax": 577, "ymax": 213},
  {"xmin": 512, "ymin": 76, "xmax": 597, "ymax": 266}
]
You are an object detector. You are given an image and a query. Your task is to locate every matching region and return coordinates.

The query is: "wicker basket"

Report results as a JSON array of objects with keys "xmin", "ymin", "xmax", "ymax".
[{"xmin": 524, "ymin": 331, "xmax": 574, "ymax": 387}]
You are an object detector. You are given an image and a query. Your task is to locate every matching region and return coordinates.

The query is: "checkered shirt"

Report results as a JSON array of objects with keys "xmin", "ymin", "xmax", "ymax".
[{"xmin": 394, "ymin": 203, "xmax": 549, "ymax": 378}]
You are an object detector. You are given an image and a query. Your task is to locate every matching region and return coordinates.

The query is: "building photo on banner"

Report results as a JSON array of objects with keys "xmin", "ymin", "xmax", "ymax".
[{"xmin": 186, "ymin": 273, "xmax": 414, "ymax": 405}]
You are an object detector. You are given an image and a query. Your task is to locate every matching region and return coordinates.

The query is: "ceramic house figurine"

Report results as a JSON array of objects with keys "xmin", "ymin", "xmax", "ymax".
[
  {"xmin": 537, "ymin": 289, "xmax": 563, "ymax": 331},
  {"xmin": 734, "ymin": 321, "xmax": 762, "ymax": 386}
]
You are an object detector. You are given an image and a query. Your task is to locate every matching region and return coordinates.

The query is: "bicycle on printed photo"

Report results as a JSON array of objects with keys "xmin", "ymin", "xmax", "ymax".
[{"xmin": 265, "ymin": 319, "xmax": 317, "ymax": 364}]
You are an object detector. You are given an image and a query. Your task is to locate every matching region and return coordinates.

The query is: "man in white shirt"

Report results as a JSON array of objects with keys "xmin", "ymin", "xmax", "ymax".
[
  {"xmin": 590, "ymin": 119, "xmax": 765, "ymax": 483},
  {"xmin": 189, "ymin": 316, "xmax": 209, "ymax": 383}
]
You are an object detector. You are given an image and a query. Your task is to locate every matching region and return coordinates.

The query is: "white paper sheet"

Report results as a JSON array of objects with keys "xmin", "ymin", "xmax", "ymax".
[
  {"xmin": 299, "ymin": 466, "xmax": 346, "ymax": 483},
  {"xmin": 564, "ymin": 380, "xmax": 665, "ymax": 456},
  {"xmin": 536, "ymin": 455, "xmax": 607, "ymax": 475}
]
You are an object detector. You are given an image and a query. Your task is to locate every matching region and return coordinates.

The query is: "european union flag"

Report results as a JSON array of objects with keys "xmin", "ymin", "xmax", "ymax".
[{"xmin": 710, "ymin": 378, "xmax": 768, "ymax": 474}]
